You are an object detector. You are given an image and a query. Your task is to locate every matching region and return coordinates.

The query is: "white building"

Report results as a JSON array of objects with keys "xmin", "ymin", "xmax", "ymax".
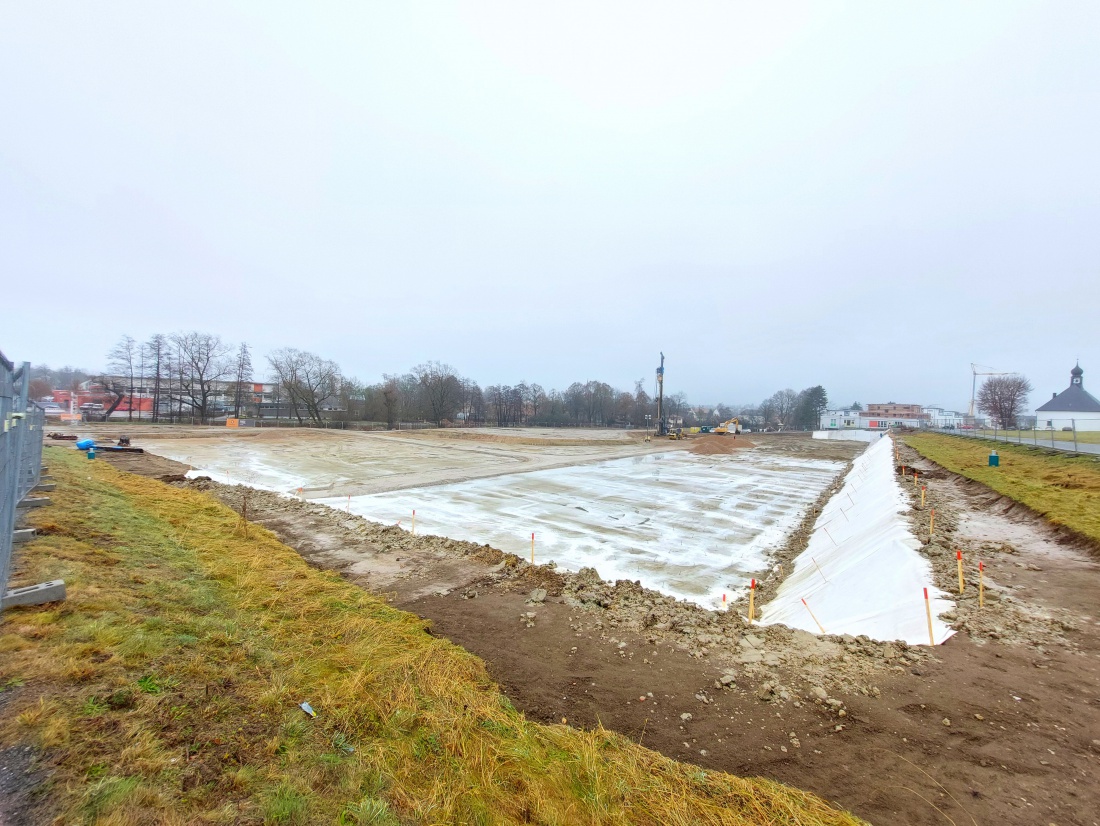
[
  {"xmin": 1035, "ymin": 364, "xmax": 1100, "ymax": 431},
  {"xmin": 819, "ymin": 409, "xmax": 863, "ymax": 430},
  {"xmin": 922, "ymin": 406, "xmax": 967, "ymax": 428},
  {"xmin": 818, "ymin": 409, "xmax": 924, "ymax": 430}
]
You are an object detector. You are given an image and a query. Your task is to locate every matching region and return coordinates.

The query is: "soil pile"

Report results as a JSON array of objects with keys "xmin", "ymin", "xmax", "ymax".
[{"xmin": 689, "ymin": 436, "xmax": 756, "ymax": 455}]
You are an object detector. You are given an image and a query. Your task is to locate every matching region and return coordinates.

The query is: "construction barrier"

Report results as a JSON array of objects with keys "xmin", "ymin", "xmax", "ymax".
[{"xmin": 2, "ymin": 351, "xmax": 58, "ymax": 610}]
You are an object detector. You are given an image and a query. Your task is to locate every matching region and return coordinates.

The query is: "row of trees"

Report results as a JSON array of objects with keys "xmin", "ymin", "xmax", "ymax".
[
  {"xmin": 32, "ymin": 332, "xmax": 834, "ymax": 430},
  {"xmin": 32, "ymin": 333, "xmax": 253, "ymax": 424}
]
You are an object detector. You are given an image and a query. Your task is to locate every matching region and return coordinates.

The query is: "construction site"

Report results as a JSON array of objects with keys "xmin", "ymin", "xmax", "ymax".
[{"xmin": 2, "ymin": 412, "xmax": 1094, "ymax": 826}]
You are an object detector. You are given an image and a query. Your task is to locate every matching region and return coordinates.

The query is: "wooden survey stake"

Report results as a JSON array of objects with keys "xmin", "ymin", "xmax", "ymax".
[
  {"xmin": 978, "ymin": 560, "xmax": 984, "ymax": 608},
  {"xmin": 924, "ymin": 587, "xmax": 935, "ymax": 646}
]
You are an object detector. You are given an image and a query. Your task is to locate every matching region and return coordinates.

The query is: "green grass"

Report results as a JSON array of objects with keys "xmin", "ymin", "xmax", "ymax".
[
  {"xmin": 968, "ymin": 428, "xmax": 1100, "ymax": 445},
  {"xmin": 0, "ymin": 446, "xmax": 864, "ymax": 825},
  {"xmin": 903, "ymin": 432, "xmax": 1100, "ymax": 543}
]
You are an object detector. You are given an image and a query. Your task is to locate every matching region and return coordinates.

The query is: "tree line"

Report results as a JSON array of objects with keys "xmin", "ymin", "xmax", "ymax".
[{"xmin": 29, "ymin": 332, "xmax": 832, "ymax": 430}]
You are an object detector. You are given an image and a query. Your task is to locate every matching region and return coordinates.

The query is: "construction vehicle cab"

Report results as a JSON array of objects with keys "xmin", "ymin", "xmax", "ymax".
[{"xmin": 714, "ymin": 418, "xmax": 741, "ymax": 435}]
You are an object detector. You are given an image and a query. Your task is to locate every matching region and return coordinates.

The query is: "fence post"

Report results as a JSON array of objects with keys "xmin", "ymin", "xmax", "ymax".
[{"xmin": 1073, "ymin": 419, "xmax": 1078, "ymax": 454}]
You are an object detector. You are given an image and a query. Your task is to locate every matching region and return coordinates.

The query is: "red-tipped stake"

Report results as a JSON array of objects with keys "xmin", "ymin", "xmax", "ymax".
[
  {"xmin": 748, "ymin": 579, "xmax": 756, "ymax": 625},
  {"xmin": 530, "ymin": 532, "xmax": 535, "ymax": 564},
  {"xmin": 956, "ymin": 550, "xmax": 964, "ymax": 594},
  {"xmin": 801, "ymin": 597, "xmax": 826, "ymax": 634},
  {"xmin": 412, "ymin": 509, "xmax": 416, "ymax": 535},
  {"xmin": 921, "ymin": 485, "xmax": 926, "ymax": 509},
  {"xmin": 930, "ymin": 508, "xmax": 936, "ymax": 536},
  {"xmin": 924, "ymin": 587, "xmax": 935, "ymax": 646}
]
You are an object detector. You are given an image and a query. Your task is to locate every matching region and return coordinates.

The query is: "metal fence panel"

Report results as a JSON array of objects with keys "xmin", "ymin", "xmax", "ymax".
[
  {"xmin": 1, "ymin": 351, "xmax": 45, "ymax": 600},
  {"xmin": 923, "ymin": 419, "xmax": 1099, "ymax": 457}
]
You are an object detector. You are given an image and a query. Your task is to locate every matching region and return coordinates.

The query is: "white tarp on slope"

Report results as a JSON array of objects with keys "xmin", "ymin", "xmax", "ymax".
[{"xmin": 761, "ymin": 435, "xmax": 955, "ymax": 645}]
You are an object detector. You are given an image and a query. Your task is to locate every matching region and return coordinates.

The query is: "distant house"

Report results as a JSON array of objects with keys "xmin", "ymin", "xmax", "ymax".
[
  {"xmin": 1035, "ymin": 364, "xmax": 1100, "ymax": 431},
  {"xmin": 864, "ymin": 402, "xmax": 926, "ymax": 420},
  {"xmin": 921, "ymin": 406, "xmax": 967, "ymax": 428},
  {"xmin": 819, "ymin": 409, "xmax": 862, "ymax": 430},
  {"xmin": 818, "ymin": 407, "xmax": 924, "ymax": 430}
]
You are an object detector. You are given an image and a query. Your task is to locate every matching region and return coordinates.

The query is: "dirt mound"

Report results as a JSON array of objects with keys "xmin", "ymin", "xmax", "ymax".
[{"xmin": 689, "ymin": 436, "xmax": 756, "ymax": 455}]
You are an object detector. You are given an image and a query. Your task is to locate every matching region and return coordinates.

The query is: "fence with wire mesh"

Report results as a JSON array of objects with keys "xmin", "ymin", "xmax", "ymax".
[{"xmin": 1, "ymin": 349, "xmax": 45, "ymax": 600}]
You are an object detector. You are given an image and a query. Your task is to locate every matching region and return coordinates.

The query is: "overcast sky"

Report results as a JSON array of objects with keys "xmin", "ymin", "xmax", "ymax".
[{"xmin": 2, "ymin": 2, "xmax": 1097, "ymax": 410}]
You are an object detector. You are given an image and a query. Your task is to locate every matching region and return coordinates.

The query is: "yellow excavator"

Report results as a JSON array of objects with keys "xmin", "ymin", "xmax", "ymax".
[{"xmin": 714, "ymin": 418, "xmax": 741, "ymax": 435}]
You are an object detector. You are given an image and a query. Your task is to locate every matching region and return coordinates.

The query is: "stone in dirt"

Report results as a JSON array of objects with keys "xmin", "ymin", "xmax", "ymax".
[{"xmin": 527, "ymin": 587, "xmax": 547, "ymax": 604}]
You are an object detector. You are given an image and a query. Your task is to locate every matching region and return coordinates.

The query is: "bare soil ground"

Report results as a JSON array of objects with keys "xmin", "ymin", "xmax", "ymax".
[{"xmin": 71, "ymin": 432, "xmax": 1100, "ymax": 825}]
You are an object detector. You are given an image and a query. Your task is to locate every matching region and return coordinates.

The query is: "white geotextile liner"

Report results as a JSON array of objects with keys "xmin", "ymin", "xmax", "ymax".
[
  {"xmin": 761, "ymin": 435, "xmax": 955, "ymax": 645},
  {"xmin": 812, "ymin": 430, "xmax": 878, "ymax": 442},
  {"xmin": 319, "ymin": 451, "xmax": 842, "ymax": 610}
]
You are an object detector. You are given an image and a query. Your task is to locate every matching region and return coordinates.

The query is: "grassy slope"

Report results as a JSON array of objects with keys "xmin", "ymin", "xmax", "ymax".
[
  {"xmin": 969, "ymin": 429, "xmax": 1100, "ymax": 444},
  {"xmin": 903, "ymin": 433, "xmax": 1100, "ymax": 543},
  {"xmin": 0, "ymin": 447, "xmax": 862, "ymax": 826}
]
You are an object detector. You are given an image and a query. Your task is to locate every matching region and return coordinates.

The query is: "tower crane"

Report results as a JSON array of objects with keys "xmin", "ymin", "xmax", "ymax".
[{"xmin": 968, "ymin": 363, "xmax": 1012, "ymax": 418}]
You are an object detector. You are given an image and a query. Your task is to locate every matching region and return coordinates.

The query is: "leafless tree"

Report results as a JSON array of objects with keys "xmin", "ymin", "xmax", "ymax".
[
  {"xmin": 768, "ymin": 388, "xmax": 799, "ymax": 429},
  {"xmin": 172, "ymin": 332, "xmax": 233, "ymax": 424},
  {"xmin": 140, "ymin": 335, "xmax": 168, "ymax": 422},
  {"xmin": 28, "ymin": 377, "xmax": 52, "ymax": 400},
  {"xmin": 413, "ymin": 361, "xmax": 461, "ymax": 425},
  {"xmin": 268, "ymin": 348, "xmax": 343, "ymax": 426},
  {"xmin": 978, "ymin": 374, "xmax": 1033, "ymax": 429},
  {"xmin": 380, "ymin": 375, "xmax": 401, "ymax": 428},
  {"xmin": 108, "ymin": 335, "xmax": 138, "ymax": 421}
]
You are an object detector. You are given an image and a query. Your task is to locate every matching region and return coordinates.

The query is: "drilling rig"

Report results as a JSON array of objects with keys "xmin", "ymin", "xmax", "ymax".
[{"xmin": 655, "ymin": 352, "xmax": 666, "ymax": 436}]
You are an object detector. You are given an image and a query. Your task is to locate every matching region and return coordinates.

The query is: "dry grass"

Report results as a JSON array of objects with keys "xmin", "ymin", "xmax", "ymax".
[
  {"xmin": 0, "ymin": 446, "xmax": 863, "ymax": 825},
  {"xmin": 903, "ymin": 433, "xmax": 1100, "ymax": 543}
]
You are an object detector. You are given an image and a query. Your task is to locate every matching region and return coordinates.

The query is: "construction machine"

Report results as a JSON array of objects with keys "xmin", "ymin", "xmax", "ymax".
[
  {"xmin": 714, "ymin": 418, "xmax": 741, "ymax": 435},
  {"xmin": 667, "ymin": 427, "xmax": 684, "ymax": 440}
]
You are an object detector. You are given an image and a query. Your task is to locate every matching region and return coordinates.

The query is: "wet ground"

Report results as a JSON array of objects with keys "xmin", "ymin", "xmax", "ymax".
[{"xmin": 52, "ymin": 428, "xmax": 1100, "ymax": 824}]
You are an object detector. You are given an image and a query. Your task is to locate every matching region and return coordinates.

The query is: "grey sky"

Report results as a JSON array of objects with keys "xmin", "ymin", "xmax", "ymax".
[{"xmin": 2, "ymin": 2, "xmax": 1097, "ymax": 411}]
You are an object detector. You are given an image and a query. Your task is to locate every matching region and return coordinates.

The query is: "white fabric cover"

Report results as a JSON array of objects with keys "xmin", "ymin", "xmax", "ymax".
[{"xmin": 761, "ymin": 435, "xmax": 955, "ymax": 645}]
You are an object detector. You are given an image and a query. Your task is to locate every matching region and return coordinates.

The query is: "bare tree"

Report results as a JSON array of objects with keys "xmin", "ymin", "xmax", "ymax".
[
  {"xmin": 108, "ymin": 335, "xmax": 138, "ymax": 421},
  {"xmin": 768, "ymin": 388, "xmax": 799, "ymax": 429},
  {"xmin": 143, "ymin": 335, "xmax": 168, "ymax": 423},
  {"xmin": 172, "ymin": 332, "xmax": 233, "ymax": 424},
  {"xmin": 268, "ymin": 348, "xmax": 343, "ymax": 426},
  {"xmin": 978, "ymin": 374, "xmax": 1033, "ymax": 429},
  {"xmin": 381, "ymin": 375, "xmax": 401, "ymax": 428},
  {"xmin": 29, "ymin": 377, "xmax": 52, "ymax": 400},
  {"xmin": 412, "ymin": 361, "xmax": 461, "ymax": 425}
]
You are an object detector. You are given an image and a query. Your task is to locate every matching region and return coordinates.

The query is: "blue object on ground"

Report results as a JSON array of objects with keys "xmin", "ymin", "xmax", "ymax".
[
  {"xmin": 988, "ymin": 450, "xmax": 999, "ymax": 467},
  {"xmin": 75, "ymin": 438, "xmax": 95, "ymax": 450}
]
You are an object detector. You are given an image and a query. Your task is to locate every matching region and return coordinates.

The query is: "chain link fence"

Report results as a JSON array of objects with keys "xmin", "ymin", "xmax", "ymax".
[
  {"xmin": 2, "ymin": 350, "xmax": 47, "ymax": 605},
  {"xmin": 924, "ymin": 419, "xmax": 1100, "ymax": 456}
]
